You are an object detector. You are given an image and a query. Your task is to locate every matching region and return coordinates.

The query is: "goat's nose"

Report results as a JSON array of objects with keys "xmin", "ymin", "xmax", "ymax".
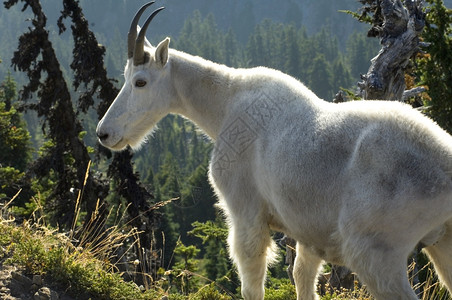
[{"xmin": 97, "ymin": 130, "xmax": 109, "ymax": 141}]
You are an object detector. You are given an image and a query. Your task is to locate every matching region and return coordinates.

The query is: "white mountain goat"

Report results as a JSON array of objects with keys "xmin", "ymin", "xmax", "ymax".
[{"xmin": 96, "ymin": 3, "xmax": 452, "ymax": 300}]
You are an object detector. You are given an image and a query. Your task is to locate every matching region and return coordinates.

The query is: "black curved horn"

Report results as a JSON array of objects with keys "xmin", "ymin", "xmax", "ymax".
[
  {"xmin": 128, "ymin": 2, "xmax": 155, "ymax": 59},
  {"xmin": 133, "ymin": 7, "xmax": 165, "ymax": 66}
]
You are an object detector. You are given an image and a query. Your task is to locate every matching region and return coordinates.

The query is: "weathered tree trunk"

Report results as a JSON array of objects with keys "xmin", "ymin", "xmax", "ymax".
[{"xmin": 358, "ymin": 0, "xmax": 425, "ymax": 100}]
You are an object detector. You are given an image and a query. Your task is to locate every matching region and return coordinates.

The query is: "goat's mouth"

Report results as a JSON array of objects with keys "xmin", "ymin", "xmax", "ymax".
[{"xmin": 99, "ymin": 137, "xmax": 128, "ymax": 152}]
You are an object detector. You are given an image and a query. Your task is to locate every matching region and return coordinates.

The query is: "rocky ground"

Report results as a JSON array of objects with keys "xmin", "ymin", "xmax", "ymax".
[{"xmin": 0, "ymin": 263, "xmax": 75, "ymax": 300}]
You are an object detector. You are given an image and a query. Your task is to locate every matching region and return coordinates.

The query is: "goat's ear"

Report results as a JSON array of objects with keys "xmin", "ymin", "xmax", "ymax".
[{"xmin": 155, "ymin": 37, "xmax": 170, "ymax": 68}]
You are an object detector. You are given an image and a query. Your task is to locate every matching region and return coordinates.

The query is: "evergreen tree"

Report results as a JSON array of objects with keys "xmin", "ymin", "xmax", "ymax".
[
  {"xmin": 155, "ymin": 152, "xmax": 182, "ymax": 267},
  {"xmin": 191, "ymin": 216, "xmax": 230, "ymax": 279},
  {"xmin": 171, "ymin": 241, "xmax": 201, "ymax": 294},
  {"xmin": 176, "ymin": 11, "xmax": 198, "ymax": 55},
  {"xmin": 224, "ymin": 29, "xmax": 241, "ymax": 67},
  {"xmin": 179, "ymin": 162, "xmax": 217, "ymax": 246},
  {"xmin": 0, "ymin": 72, "xmax": 32, "ymax": 201},
  {"xmin": 175, "ymin": 11, "xmax": 226, "ymax": 63},
  {"xmin": 297, "ymin": 27, "xmax": 312, "ymax": 81},
  {"xmin": 308, "ymin": 54, "xmax": 334, "ymax": 100},
  {"xmin": 0, "ymin": 72, "xmax": 31, "ymax": 172},
  {"xmin": 314, "ymin": 26, "xmax": 339, "ymax": 63},
  {"xmin": 346, "ymin": 31, "xmax": 377, "ymax": 78},
  {"xmin": 4, "ymin": 4, "xmax": 161, "ymax": 285},
  {"xmin": 4, "ymin": 0, "xmax": 107, "ymax": 227},
  {"xmin": 283, "ymin": 25, "xmax": 302, "ymax": 80},
  {"xmin": 332, "ymin": 58, "xmax": 354, "ymax": 92},
  {"xmin": 418, "ymin": 0, "xmax": 452, "ymax": 132},
  {"xmin": 246, "ymin": 24, "xmax": 267, "ymax": 67},
  {"xmin": 200, "ymin": 13, "xmax": 224, "ymax": 62},
  {"xmin": 189, "ymin": 216, "xmax": 233, "ymax": 291}
]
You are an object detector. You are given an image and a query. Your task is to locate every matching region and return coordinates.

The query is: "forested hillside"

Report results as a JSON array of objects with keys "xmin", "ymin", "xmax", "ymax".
[
  {"xmin": 0, "ymin": 0, "xmax": 384, "ymax": 251},
  {"xmin": 1, "ymin": 0, "xmax": 451, "ymax": 298}
]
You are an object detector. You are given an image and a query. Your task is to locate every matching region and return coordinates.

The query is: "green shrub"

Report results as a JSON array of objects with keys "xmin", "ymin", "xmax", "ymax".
[{"xmin": 264, "ymin": 278, "xmax": 296, "ymax": 300}]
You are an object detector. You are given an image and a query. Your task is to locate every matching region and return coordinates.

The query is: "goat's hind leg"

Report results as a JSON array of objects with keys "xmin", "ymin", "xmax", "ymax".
[
  {"xmin": 293, "ymin": 242, "xmax": 323, "ymax": 300},
  {"xmin": 424, "ymin": 221, "xmax": 452, "ymax": 294},
  {"xmin": 345, "ymin": 238, "xmax": 418, "ymax": 300}
]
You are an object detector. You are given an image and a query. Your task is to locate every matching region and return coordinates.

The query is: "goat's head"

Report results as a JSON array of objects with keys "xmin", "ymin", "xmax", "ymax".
[{"xmin": 96, "ymin": 2, "xmax": 172, "ymax": 151}]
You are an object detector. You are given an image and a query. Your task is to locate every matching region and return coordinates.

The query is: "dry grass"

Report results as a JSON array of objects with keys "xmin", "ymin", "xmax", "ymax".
[
  {"xmin": 319, "ymin": 260, "xmax": 450, "ymax": 300},
  {"xmin": 0, "ymin": 162, "xmax": 170, "ymax": 299}
]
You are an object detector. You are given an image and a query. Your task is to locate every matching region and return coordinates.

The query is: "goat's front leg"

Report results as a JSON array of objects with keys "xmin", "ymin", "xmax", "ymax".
[
  {"xmin": 293, "ymin": 243, "xmax": 323, "ymax": 300},
  {"xmin": 228, "ymin": 217, "xmax": 276, "ymax": 300}
]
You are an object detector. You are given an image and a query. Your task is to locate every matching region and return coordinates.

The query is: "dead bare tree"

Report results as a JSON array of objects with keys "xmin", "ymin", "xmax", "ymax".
[{"xmin": 356, "ymin": 0, "xmax": 426, "ymax": 101}]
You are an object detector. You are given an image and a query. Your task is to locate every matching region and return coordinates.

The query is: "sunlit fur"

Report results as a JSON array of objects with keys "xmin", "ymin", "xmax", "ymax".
[{"xmin": 97, "ymin": 35, "xmax": 452, "ymax": 300}]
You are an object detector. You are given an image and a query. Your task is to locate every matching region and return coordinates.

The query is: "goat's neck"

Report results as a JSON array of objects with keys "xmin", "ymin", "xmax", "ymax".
[{"xmin": 170, "ymin": 50, "xmax": 238, "ymax": 140}]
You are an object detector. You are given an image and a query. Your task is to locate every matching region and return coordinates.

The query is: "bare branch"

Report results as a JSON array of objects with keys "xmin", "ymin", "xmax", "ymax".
[{"xmin": 402, "ymin": 86, "xmax": 426, "ymax": 102}]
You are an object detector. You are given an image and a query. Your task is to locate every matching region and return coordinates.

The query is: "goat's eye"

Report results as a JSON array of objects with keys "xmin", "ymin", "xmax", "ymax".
[{"xmin": 135, "ymin": 79, "xmax": 147, "ymax": 88}]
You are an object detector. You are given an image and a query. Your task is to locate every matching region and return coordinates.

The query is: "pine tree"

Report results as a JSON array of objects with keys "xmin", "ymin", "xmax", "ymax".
[
  {"xmin": 224, "ymin": 29, "xmax": 241, "ymax": 67},
  {"xmin": 189, "ymin": 216, "xmax": 231, "ymax": 289},
  {"xmin": 283, "ymin": 25, "xmax": 302, "ymax": 80},
  {"xmin": 0, "ymin": 72, "xmax": 31, "ymax": 171},
  {"xmin": 314, "ymin": 27, "xmax": 339, "ymax": 63},
  {"xmin": 175, "ymin": 11, "xmax": 229, "ymax": 64},
  {"xmin": 178, "ymin": 162, "xmax": 217, "ymax": 246},
  {"xmin": 346, "ymin": 32, "xmax": 377, "ymax": 78},
  {"xmin": 246, "ymin": 24, "xmax": 266, "ymax": 67},
  {"xmin": 172, "ymin": 241, "xmax": 201, "ymax": 294},
  {"xmin": 308, "ymin": 54, "xmax": 334, "ymax": 100},
  {"xmin": 200, "ymin": 13, "xmax": 224, "ymax": 62},
  {"xmin": 154, "ymin": 152, "xmax": 182, "ymax": 266},
  {"xmin": 418, "ymin": 0, "xmax": 452, "ymax": 132},
  {"xmin": 332, "ymin": 58, "xmax": 354, "ymax": 92},
  {"xmin": 4, "ymin": 0, "xmax": 108, "ymax": 227},
  {"xmin": 0, "ymin": 72, "xmax": 32, "ymax": 201}
]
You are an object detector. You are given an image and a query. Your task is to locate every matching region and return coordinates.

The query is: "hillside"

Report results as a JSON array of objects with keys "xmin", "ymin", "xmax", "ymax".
[
  {"xmin": 0, "ymin": 0, "xmax": 385, "ymax": 80},
  {"xmin": 77, "ymin": 0, "xmax": 363, "ymax": 44}
]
